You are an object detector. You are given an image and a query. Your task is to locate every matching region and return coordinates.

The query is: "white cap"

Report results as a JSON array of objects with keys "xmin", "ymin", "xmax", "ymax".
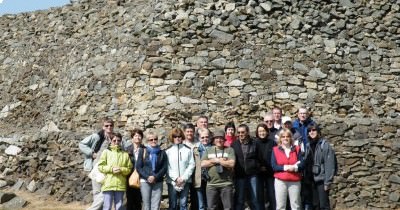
[{"xmin": 281, "ymin": 116, "xmax": 292, "ymax": 124}]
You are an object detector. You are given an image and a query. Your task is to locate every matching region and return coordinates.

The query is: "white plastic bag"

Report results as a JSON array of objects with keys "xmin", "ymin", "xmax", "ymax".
[{"xmin": 88, "ymin": 162, "xmax": 105, "ymax": 184}]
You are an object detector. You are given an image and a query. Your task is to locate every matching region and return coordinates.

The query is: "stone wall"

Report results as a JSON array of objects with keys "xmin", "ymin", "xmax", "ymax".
[{"xmin": 0, "ymin": 0, "xmax": 400, "ymax": 208}]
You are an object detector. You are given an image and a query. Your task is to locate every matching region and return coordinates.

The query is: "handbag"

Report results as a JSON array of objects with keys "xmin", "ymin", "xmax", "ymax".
[
  {"xmin": 129, "ymin": 169, "xmax": 140, "ymax": 188},
  {"xmin": 88, "ymin": 162, "xmax": 105, "ymax": 184},
  {"xmin": 129, "ymin": 148, "xmax": 146, "ymax": 188}
]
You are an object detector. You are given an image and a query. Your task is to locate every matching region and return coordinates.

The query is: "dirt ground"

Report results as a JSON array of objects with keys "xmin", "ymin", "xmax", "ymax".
[{"xmin": 4, "ymin": 190, "xmax": 89, "ymax": 210}]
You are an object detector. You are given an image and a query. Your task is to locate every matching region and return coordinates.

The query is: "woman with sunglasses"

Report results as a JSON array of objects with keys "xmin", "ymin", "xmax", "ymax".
[
  {"xmin": 136, "ymin": 131, "xmax": 168, "ymax": 210},
  {"xmin": 165, "ymin": 128, "xmax": 195, "ymax": 210},
  {"xmin": 98, "ymin": 133, "xmax": 132, "ymax": 210}
]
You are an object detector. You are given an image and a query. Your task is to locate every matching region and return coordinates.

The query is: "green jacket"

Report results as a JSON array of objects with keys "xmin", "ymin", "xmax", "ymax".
[{"xmin": 98, "ymin": 145, "xmax": 132, "ymax": 192}]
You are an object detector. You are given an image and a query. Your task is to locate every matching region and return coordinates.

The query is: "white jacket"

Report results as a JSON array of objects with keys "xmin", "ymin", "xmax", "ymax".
[{"xmin": 165, "ymin": 144, "xmax": 195, "ymax": 184}]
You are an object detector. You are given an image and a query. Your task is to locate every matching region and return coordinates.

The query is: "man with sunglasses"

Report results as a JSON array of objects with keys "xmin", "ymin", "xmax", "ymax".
[
  {"xmin": 263, "ymin": 113, "xmax": 278, "ymax": 141},
  {"xmin": 79, "ymin": 117, "xmax": 115, "ymax": 210}
]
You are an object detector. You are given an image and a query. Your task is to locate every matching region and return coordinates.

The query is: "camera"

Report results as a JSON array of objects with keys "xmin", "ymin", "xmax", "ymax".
[{"xmin": 216, "ymin": 164, "xmax": 223, "ymax": 173}]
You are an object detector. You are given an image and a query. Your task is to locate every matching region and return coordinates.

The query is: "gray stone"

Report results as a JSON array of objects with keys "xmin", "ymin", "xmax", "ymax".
[
  {"xmin": 389, "ymin": 192, "xmax": 400, "ymax": 202},
  {"xmin": 1, "ymin": 196, "xmax": 27, "ymax": 209},
  {"xmin": 345, "ymin": 139, "xmax": 369, "ymax": 147},
  {"xmin": 4, "ymin": 145, "xmax": 21, "ymax": 156},
  {"xmin": 308, "ymin": 68, "xmax": 327, "ymax": 79},
  {"xmin": 211, "ymin": 58, "xmax": 226, "ymax": 68},
  {"xmin": 26, "ymin": 180, "xmax": 37, "ymax": 192},
  {"xmin": 293, "ymin": 62, "xmax": 309, "ymax": 73},
  {"xmin": 227, "ymin": 80, "xmax": 245, "ymax": 87},
  {"xmin": 0, "ymin": 180, "xmax": 7, "ymax": 188},
  {"xmin": 237, "ymin": 59, "xmax": 255, "ymax": 69},
  {"xmin": 0, "ymin": 192, "xmax": 15, "ymax": 204},
  {"xmin": 259, "ymin": 3, "xmax": 272, "ymax": 12},
  {"xmin": 209, "ymin": 30, "xmax": 234, "ymax": 44},
  {"xmin": 389, "ymin": 174, "xmax": 400, "ymax": 184}
]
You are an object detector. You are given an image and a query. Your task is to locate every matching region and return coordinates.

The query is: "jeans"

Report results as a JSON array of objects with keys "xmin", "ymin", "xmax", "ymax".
[
  {"xmin": 103, "ymin": 191, "xmax": 124, "ymax": 210},
  {"xmin": 206, "ymin": 185, "xmax": 233, "ymax": 210},
  {"xmin": 274, "ymin": 179, "xmax": 301, "ymax": 210},
  {"xmin": 313, "ymin": 182, "xmax": 331, "ymax": 210},
  {"xmin": 168, "ymin": 183, "xmax": 190, "ymax": 210},
  {"xmin": 87, "ymin": 179, "xmax": 103, "ymax": 210},
  {"xmin": 234, "ymin": 175, "xmax": 263, "ymax": 210},
  {"xmin": 140, "ymin": 181, "xmax": 163, "ymax": 210}
]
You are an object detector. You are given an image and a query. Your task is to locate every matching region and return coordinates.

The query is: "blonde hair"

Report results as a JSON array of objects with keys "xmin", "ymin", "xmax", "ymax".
[
  {"xmin": 168, "ymin": 128, "xmax": 185, "ymax": 143},
  {"xmin": 277, "ymin": 128, "xmax": 294, "ymax": 145}
]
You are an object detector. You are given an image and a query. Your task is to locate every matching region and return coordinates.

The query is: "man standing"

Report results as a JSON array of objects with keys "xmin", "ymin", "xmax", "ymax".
[
  {"xmin": 79, "ymin": 117, "xmax": 115, "ymax": 210},
  {"xmin": 183, "ymin": 123, "xmax": 206, "ymax": 210},
  {"xmin": 201, "ymin": 130, "xmax": 235, "ymax": 210},
  {"xmin": 263, "ymin": 113, "xmax": 278, "ymax": 141},
  {"xmin": 231, "ymin": 124, "xmax": 263, "ymax": 210},
  {"xmin": 272, "ymin": 107, "xmax": 283, "ymax": 130},
  {"xmin": 292, "ymin": 107, "xmax": 315, "ymax": 145}
]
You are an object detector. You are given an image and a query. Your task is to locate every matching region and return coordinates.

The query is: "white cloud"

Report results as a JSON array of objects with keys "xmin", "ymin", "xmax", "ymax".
[{"xmin": 0, "ymin": 0, "xmax": 3, "ymax": 4}]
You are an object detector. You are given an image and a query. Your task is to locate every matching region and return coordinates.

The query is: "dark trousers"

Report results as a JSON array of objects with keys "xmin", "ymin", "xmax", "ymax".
[
  {"xmin": 126, "ymin": 186, "xmax": 142, "ymax": 210},
  {"xmin": 313, "ymin": 182, "xmax": 330, "ymax": 210},
  {"xmin": 302, "ymin": 181, "xmax": 313, "ymax": 210},
  {"xmin": 206, "ymin": 185, "xmax": 234, "ymax": 210},
  {"xmin": 265, "ymin": 177, "xmax": 276, "ymax": 210}
]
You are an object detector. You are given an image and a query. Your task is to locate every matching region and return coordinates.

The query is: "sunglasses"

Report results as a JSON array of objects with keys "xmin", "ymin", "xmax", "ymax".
[
  {"xmin": 264, "ymin": 120, "xmax": 273, "ymax": 123},
  {"xmin": 148, "ymin": 138, "xmax": 158, "ymax": 142},
  {"xmin": 173, "ymin": 135, "xmax": 182, "ymax": 138},
  {"xmin": 112, "ymin": 139, "xmax": 122, "ymax": 143},
  {"xmin": 104, "ymin": 124, "xmax": 114, "ymax": 127},
  {"xmin": 309, "ymin": 129, "xmax": 318, "ymax": 132},
  {"xmin": 200, "ymin": 136, "xmax": 209, "ymax": 139}
]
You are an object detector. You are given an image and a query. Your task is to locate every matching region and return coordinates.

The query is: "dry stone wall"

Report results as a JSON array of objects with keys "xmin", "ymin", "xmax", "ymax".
[{"xmin": 0, "ymin": 0, "xmax": 400, "ymax": 208}]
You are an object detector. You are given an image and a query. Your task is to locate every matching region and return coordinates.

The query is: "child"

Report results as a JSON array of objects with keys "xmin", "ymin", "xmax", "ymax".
[{"xmin": 98, "ymin": 133, "xmax": 132, "ymax": 210}]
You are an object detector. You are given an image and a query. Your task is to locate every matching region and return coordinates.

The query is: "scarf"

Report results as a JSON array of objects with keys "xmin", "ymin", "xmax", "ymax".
[
  {"xmin": 224, "ymin": 135, "xmax": 236, "ymax": 147},
  {"xmin": 146, "ymin": 145, "xmax": 160, "ymax": 172}
]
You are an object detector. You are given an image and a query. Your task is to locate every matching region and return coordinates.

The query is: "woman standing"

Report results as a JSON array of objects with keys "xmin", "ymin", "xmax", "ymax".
[
  {"xmin": 136, "ymin": 132, "xmax": 168, "ymax": 210},
  {"xmin": 308, "ymin": 124, "xmax": 336, "ymax": 210},
  {"xmin": 98, "ymin": 133, "xmax": 132, "ymax": 210},
  {"xmin": 223, "ymin": 122, "xmax": 236, "ymax": 147},
  {"xmin": 165, "ymin": 128, "xmax": 195, "ymax": 210},
  {"xmin": 126, "ymin": 128, "xmax": 146, "ymax": 210},
  {"xmin": 256, "ymin": 123, "xmax": 276, "ymax": 210},
  {"xmin": 271, "ymin": 129, "xmax": 304, "ymax": 210}
]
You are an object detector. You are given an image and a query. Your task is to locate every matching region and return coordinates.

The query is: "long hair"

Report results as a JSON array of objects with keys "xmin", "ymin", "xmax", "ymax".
[{"xmin": 168, "ymin": 128, "xmax": 185, "ymax": 143}]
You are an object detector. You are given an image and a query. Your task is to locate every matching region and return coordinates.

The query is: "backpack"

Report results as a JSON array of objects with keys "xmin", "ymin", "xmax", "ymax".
[{"xmin": 320, "ymin": 139, "xmax": 338, "ymax": 176}]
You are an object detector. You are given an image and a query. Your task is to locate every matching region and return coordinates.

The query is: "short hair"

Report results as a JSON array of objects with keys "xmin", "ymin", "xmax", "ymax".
[
  {"xmin": 264, "ymin": 113, "xmax": 273, "ymax": 119},
  {"xmin": 255, "ymin": 123, "xmax": 269, "ymax": 139},
  {"xmin": 130, "ymin": 128, "xmax": 144, "ymax": 139},
  {"xmin": 113, "ymin": 132, "xmax": 122, "ymax": 140},
  {"xmin": 102, "ymin": 117, "xmax": 114, "ymax": 125},
  {"xmin": 183, "ymin": 123, "xmax": 195, "ymax": 131},
  {"xmin": 198, "ymin": 128, "xmax": 210, "ymax": 136},
  {"xmin": 277, "ymin": 128, "xmax": 293, "ymax": 145},
  {"xmin": 224, "ymin": 121, "xmax": 236, "ymax": 133},
  {"xmin": 298, "ymin": 106, "xmax": 309, "ymax": 113},
  {"xmin": 237, "ymin": 124, "xmax": 250, "ymax": 133},
  {"xmin": 198, "ymin": 115, "xmax": 209, "ymax": 121},
  {"xmin": 272, "ymin": 107, "xmax": 282, "ymax": 113},
  {"xmin": 168, "ymin": 128, "xmax": 185, "ymax": 143}
]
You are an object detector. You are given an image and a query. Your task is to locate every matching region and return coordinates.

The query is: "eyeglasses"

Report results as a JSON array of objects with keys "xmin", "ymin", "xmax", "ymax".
[
  {"xmin": 112, "ymin": 139, "xmax": 122, "ymax": 143},
  {"xmin": 173, "ymin": 135, "xmax": 182, "ymax": 138},
  {"xmin": 104, "ymin": 124, "xmax": 114, "ymax": 127},
  {"xmin": 264, "ymin": 120, "xmax": 273, "ymax": 123},
  {"xmin": 148, "ymin": 138, "xmax": 158, "ymax": 142},
  {"xmin": 309, "ymin": 129, "xmax": 318, "ymax": 132},
  {"xmin": 200, "ymin": 136, "xmax": 209, "ymax": 139}
]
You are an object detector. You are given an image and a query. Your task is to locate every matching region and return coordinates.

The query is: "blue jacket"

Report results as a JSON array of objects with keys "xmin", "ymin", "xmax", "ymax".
[
  {"xmin": 136, "ymin": 147, "xmax": 168, "ymax": 183},
  {"xmin": 292, "ymin": 118, "xmax": 315, "ymax": 145}
]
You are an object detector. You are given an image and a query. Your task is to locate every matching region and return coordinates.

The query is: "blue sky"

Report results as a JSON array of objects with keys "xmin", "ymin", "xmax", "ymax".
[{"xmin": 0, "ymin": 0, "xmax": 70, "ymax": 16}]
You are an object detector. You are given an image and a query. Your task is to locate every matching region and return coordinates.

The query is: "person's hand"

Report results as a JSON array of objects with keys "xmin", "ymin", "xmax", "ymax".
[
  {"xmin": 112, "ymin": 167, "xmax": 121, "ymax": 174},
  {"xmin": 147, "ymin": 176, "xmax": 155, "ymax": 184},
  {"xmin": 176, "ymin": 177, "xmax": 185, "ymax": 187},
  {"xmin": 212, "ymin": 158, "xmax": 220, "ymax": 165},
  {"xmin": 92, "ymin": 153, "xmax": 97, "ymax": 159},
  {"xmin": 324, "ymin": 185, "xmax": 330, "ymax": 191}
]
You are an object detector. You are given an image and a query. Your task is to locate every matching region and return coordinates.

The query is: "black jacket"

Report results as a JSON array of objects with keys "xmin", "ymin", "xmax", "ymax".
[
  {"xmin": 256, "ymin": 137, "xmax": 276, "ymax": 177},
  {"xmin": 136, "ymin": 148, "xmax": 168, "ymax": 183},
  {"xmin": 231, "ymin": 137, "xmax": 261, "ymax": 178}
]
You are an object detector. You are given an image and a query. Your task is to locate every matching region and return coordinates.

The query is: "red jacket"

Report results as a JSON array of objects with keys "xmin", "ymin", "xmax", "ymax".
[{"xmin": 271, "ymin": 145, "xmax": 302, "ymax": 182}]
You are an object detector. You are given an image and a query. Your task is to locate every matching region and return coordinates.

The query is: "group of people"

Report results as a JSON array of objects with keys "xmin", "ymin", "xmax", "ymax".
[{"xmin": 79, "ymin": 106, "xmax": 337, "ymax": 210}]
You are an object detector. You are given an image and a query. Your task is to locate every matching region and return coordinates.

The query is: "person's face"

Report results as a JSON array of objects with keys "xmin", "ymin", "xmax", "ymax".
[
  {"xmin": 263, "ymin": 116, "xmax": 274, "ymax": 128},
  {"xmin": 184, "ymin": 128, "xmax": 194, "ymax": 141},
  {"xmin": 309, "ymin": 128, "xmax": 318, "ymax": 139},
  {"xmin": 273, "ymin": 109, "xmax": 282, "ymax": 121},
  {"xmin": 226, "ymin": 127, "xmax": 235, "ymax": 136},
  {"xmin": 147, "ymin": 134, "xmax": 158, "ymax": 147},
  {"xmin": 257, "ymin": 127, "xmax": 268, "ymax": 139},
  {"xmin": 214, "ymin": 137, "xmax": 225, "ymax": 148},
  {"xmin": 280, "ymin": 133, "xmax": 291, "ymax": 147},
  {"xmin": 298, "ymin": 108, "xmax": 309, "ymax": 122},
  {"xmin": 197, "ymin": 118, "xmax": 208, "ymax": 129},
  {"xmin": 283, "ymin": 122, "xmax": 292, "ymax": 129},
  {"xmin": 103, "ymin": 122, "xmax": 114, "ymax": 134},
  {"xmin": 132, "ymin": 133, "xmax": 142, "ymax": 144},
  {"xmin": 173, "ymin": 134, "xmax": 183, "ymax": 144},
  {"xmin": 111, "ymin": 136, "xmax": 122, "ymax": 146},
  {"xmin": 199, "ymin": 132, "xmax": 209, "ymax": 145},
  {"xmin": 237, "ymin": 127, "xmax": 248, "ymax": 141}
]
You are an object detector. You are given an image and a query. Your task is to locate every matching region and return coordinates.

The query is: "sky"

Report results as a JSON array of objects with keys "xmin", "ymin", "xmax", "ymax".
[{"xmin": 0, "ymin": 0, "xmax": 70, "ymax": 16}]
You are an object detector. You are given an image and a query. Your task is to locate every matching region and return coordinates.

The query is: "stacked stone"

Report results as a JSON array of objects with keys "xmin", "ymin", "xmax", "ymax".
[{"xmin": 0, "ymin": 0, "xmax": 399, "ymax": 208}]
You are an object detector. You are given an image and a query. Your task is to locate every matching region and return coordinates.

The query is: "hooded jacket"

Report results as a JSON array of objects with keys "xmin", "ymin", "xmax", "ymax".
[{"xmin": 98, "ymin": 145, "xmax": 132, "ymax": 192}]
